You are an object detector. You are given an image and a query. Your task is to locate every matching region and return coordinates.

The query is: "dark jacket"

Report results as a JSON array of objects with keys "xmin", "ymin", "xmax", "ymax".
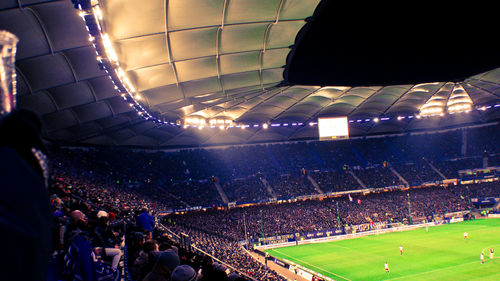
[
  {"xmin": 136, "ymin": 212, "xmax": 155, "ymax": 232},
  {"xmin": 142, "ymin": 263, "xmax": 173, "ymax": 281},
  {"xmin": 0, "ymin": 146, "xmax": 52, "ymax": 281}
]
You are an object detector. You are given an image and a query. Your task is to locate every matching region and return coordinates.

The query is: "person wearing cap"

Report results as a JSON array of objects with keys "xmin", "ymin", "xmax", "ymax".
[
  {"xmin": 170, "ymin": 264, "xmax": 198, "ymax": 281},
  {"xmin": 93, "ymin": 212, "xmax": 123, "ymax": 269},
  {"xmin": 142, "ymin": 250, "xmax": 180, "ymax": 281},
  {"xmin": 97, "ymin": 210, "xmax": 108, "ymax": 219}
]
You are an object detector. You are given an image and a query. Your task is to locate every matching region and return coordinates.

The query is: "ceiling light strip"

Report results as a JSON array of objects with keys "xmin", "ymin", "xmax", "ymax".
[
  {"xmin": 73, "ymin": 1, "xmax": 498, "ymax": 131},
  {"xmin": 75, "ymin": 0, "xmax": 178, "ymax": 126},
  {"xmin": 181, "ymin": 100, "xmax": 500, "ymax": 130}
]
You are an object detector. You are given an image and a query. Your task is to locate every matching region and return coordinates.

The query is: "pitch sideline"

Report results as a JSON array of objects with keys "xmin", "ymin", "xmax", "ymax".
[{"xmin": 271, "ymin": 248, "xmax": 352, "ymax": 281}]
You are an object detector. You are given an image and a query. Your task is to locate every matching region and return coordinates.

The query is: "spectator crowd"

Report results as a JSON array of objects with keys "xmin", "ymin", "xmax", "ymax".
[{"xmin": 2, "ymin": 108, "xmax": 500, "ymax": 281}]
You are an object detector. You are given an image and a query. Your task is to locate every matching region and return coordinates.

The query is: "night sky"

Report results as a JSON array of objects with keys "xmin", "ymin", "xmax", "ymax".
[{"xmin": 285, "ymin": 2, "xmax": 500, "ymax": 87}]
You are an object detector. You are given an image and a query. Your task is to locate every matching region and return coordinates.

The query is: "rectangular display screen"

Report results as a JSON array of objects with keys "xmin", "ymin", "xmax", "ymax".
[{"xmin": 318, "ymin": 117, "xmax": 349, "ymax": 141}]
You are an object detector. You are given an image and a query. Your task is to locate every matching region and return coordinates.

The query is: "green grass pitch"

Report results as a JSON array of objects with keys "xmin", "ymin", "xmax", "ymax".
[{"xmin": 265, "ymin": 219, "xmax": 500, "ymax": 281}]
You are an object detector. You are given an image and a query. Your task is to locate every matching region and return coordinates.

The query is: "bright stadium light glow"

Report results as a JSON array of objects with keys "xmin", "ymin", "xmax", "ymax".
[
  {"xmin": 419, "ymin": 95, "xmax": 447, "ymax": 117},
  {"xmin": 447, "ymin": 84, "xmax": 473, "ymax": 114},
  {"xmin": 92, "ymin": 5, "xmax": 103, "ymax": 21},
  {"xmin": 101, "ymin": 33, "xmax": 118, "ymax": 63},
  {"xmin": 262, "ymin": 123, "xmax": 268, "ymax": 129}
]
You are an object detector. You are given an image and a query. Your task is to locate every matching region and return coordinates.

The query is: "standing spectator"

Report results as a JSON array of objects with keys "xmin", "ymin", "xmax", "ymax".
[{"xmin": 137, "ymin": 209, "xmax": 156, "ymax": 232}]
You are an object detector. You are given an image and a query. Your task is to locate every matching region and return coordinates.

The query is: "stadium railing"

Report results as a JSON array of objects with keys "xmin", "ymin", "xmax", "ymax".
[
  {"xmin": 122, "ymin": 243, "xmax": 134, "ymax": 281},
  {"xmin": 156, "ymin": 221, "xmax": 259, "ymax": 281}
]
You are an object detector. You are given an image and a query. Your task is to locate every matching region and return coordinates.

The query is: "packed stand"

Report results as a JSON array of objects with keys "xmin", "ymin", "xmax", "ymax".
[
  {"xmin": 266, "ymin": 172, "xmax": 318, "ymax": 199},
  {"xmin": 165, "ymin": 183, "xmax": 500, "ymax": 241},
  {"xmin": 433, "ymin": 157, "xmax": 484, "ymax": 179},
  {"xmin": 309, "ymin": 169, "xmax": 361, "ymax": 192},
  {"xmin": 352, "ymin": 165, "xmax": 404, "ymax": 188},
  {"xmin": 391, "ymin": 162, "xmax": 442, "ymax": 185},
  {"xmin": 163, "ymin": 226, "xmax": 286, "ymax": 281},
  {"xmin": 222, "ymin": 175, "xmax": 272, "ymax": 203},
  {"xmin": 49, "ymin": 170, "xmax": 270, "ymax": 281},
  {"xmin": 50, "ymin": 122, "xmax": 500, "ymax": 207}
]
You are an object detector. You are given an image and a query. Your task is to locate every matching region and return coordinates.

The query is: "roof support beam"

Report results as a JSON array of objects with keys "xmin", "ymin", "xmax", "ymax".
[
  {"xmin": 25, "ymin": 8, "xmax": 54, "ymax": 54},
  {"xmin": 142, "ymin": 67, "xmax": 283, "ymax": 106},
  {"xmin": 259, "ymin": 23, "xmax": 274, "ymax": 89},
  {"xmin": 258, "ymin": 0, "xmax": 285, "ymax": 90},
  {"xmin": 286, "ymin": 87, "xmax": 352, "ymax": 140},
  {"xmin": 60, "ymin": 52, "xmax": 79, "ymax": 83},
  {"xmin": 202, "ymin": 90, "xmax": 269, "ymax": 119},
  {"xmin": 126, "ymin": 46, "xmax": 290, "ymax": 73},
  {"xmin": 345, "ymin": 87, "xmax": 384, "ymax": 117},
  {"xmin": 15, "ymin": 66, "xmax": 33, "ymax": 94},
  {"xmin": 269, "ymin": 86, "xmax": 321, "ymax": 121},
  {"xmin": 466, "ymin": 78, "xmax": 500, "ymax": 99},
  {"xmin": 221, "ymin": 0, "xmax": 229, "ymax": 29},
  {"xmin": 115, "ymin": 19, "xmax": 306, "ymax": 41},
  {"xmin": 215, "ymin": 26, "xmax": 225, "ymax": 97},
  {"xmin": 163, "ymin": 0, "xmax": 186, "ymax": 103},
  {"xmin": 71, "ymin": 116, "xmax": 150, "ymax": 143},
  {"xmin": 399, "ymin": 84, "xmax": 448, "ymax": 132}
]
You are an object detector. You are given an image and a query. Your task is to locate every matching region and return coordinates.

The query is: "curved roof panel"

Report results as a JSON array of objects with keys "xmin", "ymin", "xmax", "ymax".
[{"xmin": 1, "ymin": 0, "xmax": 499, "ymax": 148}]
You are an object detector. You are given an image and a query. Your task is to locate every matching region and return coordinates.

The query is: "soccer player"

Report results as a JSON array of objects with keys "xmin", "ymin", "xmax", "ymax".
[
  {"xmin": 480, "ymin": 253, "xmax": 484, "ymax": 264},
  {"xmin": 385, "ymin": 262, "xmax": 389, "ymax": 274},
  {"xmin": 399, "ymin": 245, "xmax": 403, "ymax": 255},
  {"xmin": 463, "ymin": 231, "xmax": 468, "ymax": 240},
  {"xmin": 490, "ymin": 248, "xmax": 494, "ymax": 259}
]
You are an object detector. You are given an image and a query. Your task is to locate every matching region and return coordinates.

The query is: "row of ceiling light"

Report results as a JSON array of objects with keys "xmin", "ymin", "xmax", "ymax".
[
  {"xmin": 419, "ymin": 84, "xmax": 474, "ymax": 116},
  {"xmin": 182, "ymin": 103, "xmax": 500, "ymax": 130},
  {"xmin": 74, "ymin": 0, "xmax": 176, "ymax": 125},
  {"xmin": 73, "ymin": 1, "xmax": 499, "ymax": 132}
]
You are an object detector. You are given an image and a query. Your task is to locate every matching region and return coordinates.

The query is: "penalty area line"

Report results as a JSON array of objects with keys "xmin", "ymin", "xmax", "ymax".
[{"xmin": 271, "ymin": 249, "xmax": 352, "ymax": 281}]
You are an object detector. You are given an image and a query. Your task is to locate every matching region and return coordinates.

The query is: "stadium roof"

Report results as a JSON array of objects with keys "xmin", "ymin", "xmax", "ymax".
[{"xmin": 1, "ymin": 0, "xmax": 500, "ymax": 148}]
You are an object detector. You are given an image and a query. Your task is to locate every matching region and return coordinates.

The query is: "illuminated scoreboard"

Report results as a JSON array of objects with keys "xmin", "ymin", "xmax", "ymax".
[{"xmin": 318, "ymin": 116, "xmax": 349, "ymax": 141}]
